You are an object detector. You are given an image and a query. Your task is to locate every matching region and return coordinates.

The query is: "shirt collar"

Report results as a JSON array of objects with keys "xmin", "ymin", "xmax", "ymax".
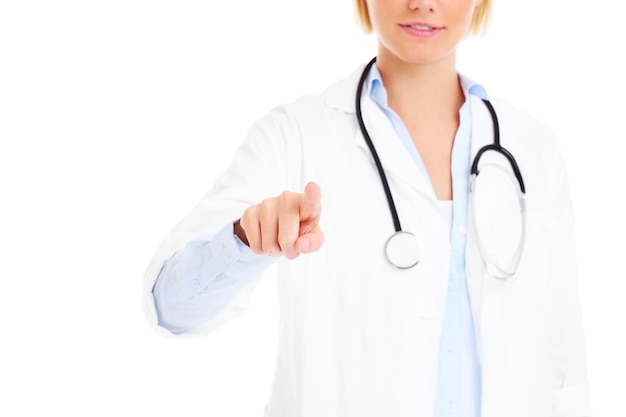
[{"xmin": 366, "ymin": 63, "xmax": 488, "ymax": 109}]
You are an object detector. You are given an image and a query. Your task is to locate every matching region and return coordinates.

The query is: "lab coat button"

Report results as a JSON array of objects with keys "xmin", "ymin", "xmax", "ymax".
[
  {"xmin": 191, "ymin": 279, "xmax": 199, "ymax": 289},
  {"xmin": 223, "ymin": 244, "xmax": 231, "ymax": 257},
  {"xmin": 446, "ymin": 341, "xmax": 455, "ymax": 352}
]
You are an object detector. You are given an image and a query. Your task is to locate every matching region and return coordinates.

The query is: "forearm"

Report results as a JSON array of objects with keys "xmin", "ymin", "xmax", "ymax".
[{"xmin": 152, "ymin": 221, "xmax": 276, "ymax": 334}]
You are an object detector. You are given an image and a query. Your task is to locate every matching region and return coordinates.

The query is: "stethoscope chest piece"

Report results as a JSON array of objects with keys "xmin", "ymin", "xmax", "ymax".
[{"xmin": 384, "ymin": 231, "xmax": 423, "ymax": 270}]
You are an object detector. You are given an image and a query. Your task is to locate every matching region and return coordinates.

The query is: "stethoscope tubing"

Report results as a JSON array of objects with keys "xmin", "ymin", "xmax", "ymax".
[
  {"xmin": 471, "ymin": 99, "xmax": 526, "ymax": 194},
  {"xmin": 356, "ymin": 56, "xmax": 527, "ymax": 273},
  {"xmin": 355, "ymin": 57, "xmax": 403, "ymax": 233}
]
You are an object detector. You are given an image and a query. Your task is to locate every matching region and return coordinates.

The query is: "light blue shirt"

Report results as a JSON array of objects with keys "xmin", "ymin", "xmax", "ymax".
[
  {"xmin": 152, "ymin": 227, "xmax": 275, "ymax": 334},
  {"xmin": 153, "ymin": 64, "xmax": 487, "ymax": 416},
  {"xmin": 366, "ymin": 65, "xmax": 484, "ymax": 417}
]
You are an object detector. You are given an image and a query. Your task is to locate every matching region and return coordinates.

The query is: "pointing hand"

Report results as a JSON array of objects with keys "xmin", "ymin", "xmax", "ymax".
[{"xmin": 236, "ymin": 182, "xmax": 324, "ymax": 259}]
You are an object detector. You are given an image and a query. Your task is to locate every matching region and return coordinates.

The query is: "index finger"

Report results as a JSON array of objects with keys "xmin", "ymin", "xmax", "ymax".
[{"xmin": 299, "ymin": 181, "xmax": 322, "ymax": 221}]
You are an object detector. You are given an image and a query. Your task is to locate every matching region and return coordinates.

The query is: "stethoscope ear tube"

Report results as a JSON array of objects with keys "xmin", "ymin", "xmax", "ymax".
[{"xmin": 470, "ymin": 166, "xmax": 527, "ymax": 279}]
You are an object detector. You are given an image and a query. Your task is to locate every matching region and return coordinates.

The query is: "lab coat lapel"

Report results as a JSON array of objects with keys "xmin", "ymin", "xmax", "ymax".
[
  {"xmin": 352, "ymin": 88, "xmax": 438, "ymax": 201},
  {"xmin": 324, "ymin": 64, "xmax": 438, "ymax": 200},
  {"xmin": 469, "ymin": 95, "xmax": 495, "ymax": 162}
]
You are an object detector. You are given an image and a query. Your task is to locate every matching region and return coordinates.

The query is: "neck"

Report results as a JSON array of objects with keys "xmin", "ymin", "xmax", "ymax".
[{"xmin": 375, "ymin": 50, "xmax": 463, "ymax": 120}]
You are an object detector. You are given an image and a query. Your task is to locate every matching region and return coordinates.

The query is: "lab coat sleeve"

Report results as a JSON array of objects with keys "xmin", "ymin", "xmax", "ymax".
[
  {"xmin": 546, "ymin": 149, "xmax": 592, "ymax": 416},
  {"xmin": 143, "ymin": 106, "xmax": 302, "ymax": 338}
]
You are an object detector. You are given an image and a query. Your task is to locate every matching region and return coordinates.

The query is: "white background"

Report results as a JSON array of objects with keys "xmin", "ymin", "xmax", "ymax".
[{"xmin": 1, "ymin": 0, "xmax": 624, "ymax": 415}]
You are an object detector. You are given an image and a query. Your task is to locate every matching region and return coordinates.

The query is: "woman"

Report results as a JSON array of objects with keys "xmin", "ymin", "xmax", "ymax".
[{"xmin": 144, "ymin": 0, "xmax": 591, "ymax": 415}]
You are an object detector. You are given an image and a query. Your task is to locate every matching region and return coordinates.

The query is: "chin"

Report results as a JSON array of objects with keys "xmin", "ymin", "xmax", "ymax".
[
  {"xmin": 377, "ymin": 33, "xmax": 458, "ymax": 67},
  {"xmin": 385, "ymin": 48, "xmax": 453, "ymax": 67}
]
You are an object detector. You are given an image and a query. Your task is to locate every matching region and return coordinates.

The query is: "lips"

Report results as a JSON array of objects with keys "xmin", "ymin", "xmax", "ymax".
[
  {"xmin": 399, "ymin": 21, "xmax": 444, "ymax": 38},
  {"xmin": 401, "ymin": 22, "xmax": 442, "ymax": 31}
]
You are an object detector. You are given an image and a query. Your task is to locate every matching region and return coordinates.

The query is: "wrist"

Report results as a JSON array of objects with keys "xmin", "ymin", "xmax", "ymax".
[{"xmin": 233, "ymin": 219, "xmax": 250, "ymax": 247}]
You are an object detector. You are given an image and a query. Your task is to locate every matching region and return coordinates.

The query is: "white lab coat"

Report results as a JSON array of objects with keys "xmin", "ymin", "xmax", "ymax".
[{"xmin": 143, "ymin": 65, "xmax": 591, "ymax": 417}]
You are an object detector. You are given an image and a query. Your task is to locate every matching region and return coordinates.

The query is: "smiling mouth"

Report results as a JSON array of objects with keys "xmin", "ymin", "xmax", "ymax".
[{"xmin": 402, "ymin": 23, "xmax": 442, "ymax": 30}]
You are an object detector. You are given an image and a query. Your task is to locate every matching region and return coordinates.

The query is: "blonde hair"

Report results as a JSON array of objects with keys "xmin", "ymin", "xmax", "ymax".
[{"xmin": 355, "ymin": 0, "xmax": 492, "ymax": 37}]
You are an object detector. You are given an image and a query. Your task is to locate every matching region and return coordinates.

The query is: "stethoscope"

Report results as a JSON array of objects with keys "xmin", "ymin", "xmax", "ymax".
[{"xmin": 356, "ymin": 57, "xmax": 526, "ymax": 278}]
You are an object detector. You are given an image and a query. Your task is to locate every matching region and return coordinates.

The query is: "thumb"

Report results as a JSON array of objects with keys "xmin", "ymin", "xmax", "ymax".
[{"xmin": 296, "ymin": 224, "xmax": 324, "ymax": 254}]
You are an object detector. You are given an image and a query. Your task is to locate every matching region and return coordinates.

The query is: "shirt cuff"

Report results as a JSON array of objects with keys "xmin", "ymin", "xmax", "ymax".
[{"xmin": 160, "ymin": 222, "xmax": 272, "ymax": 304}]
